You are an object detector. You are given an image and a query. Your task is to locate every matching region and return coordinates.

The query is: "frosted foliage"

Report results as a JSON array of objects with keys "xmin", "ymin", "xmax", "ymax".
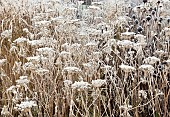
[
  {"xmin": 92, "ymin": 79, "xmax": 106, "ymax": 88},
  {"xmin": 1, "ymin": 0, "xmax": 170, "ymax": 116},
  {"xmin": 15, "ymin": 100, "xmax": 37, "ymax": 111},
  {"xmin": 72, "ymin": 81, "xmax": 91, "ymax": 90}
]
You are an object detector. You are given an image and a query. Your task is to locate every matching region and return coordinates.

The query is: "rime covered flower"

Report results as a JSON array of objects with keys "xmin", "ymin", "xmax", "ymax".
[
  {"xmin": 71, "ymin": 81, "xmax": 91, "ymax": 91},
  {"xmin": 85, "ymin": 41, "xmax": 98, "ymax": 47},
  {"xmin": 1, "ymin": 30, "xmax": 12, "ymax": 38},
  {"xmin": 134, "ymin": 34, "xmax": 146, "ymax": 43},
  {"xmin": 117, "ymin": 40, "xmax": 134, "ymax": 48},
  {"xmin": 23, "ymin": 62, "xmax": 36, "ymax": 71},
  {"xmin": 88, "ymin": 5, "xmax": 101, "ymax": 10},
  {"xmin": 63, "ymin": 66, "xmax": 81, "ymax": 73},
  {"xmin": 83, "ymin": 62, "xmax": 92, "ymax": 68},
  {"xmin": 119, "ymin": 64, "xmax": 135, "ymax": 72},
  {"xmin": 36, "ymin": 47, "xmax": 55, "ymax": 55},
  {"xmin": 26, "ymin": 56, "xmax": 40, "ymax": 63},
  {"xmin": 143, "ymin": 56, "xmax": 160, "ymax": 64},
  {"xmin": 71, "ymin": 43, "xmax": 81, "ymax": 50},
  {"xmin": 13, "ymin": 37, "xmax": 29, "ymax": 44},
  {"xmin": 59, "ymin": 51, "xmax": 71, "ymax": 58},
  {"xmin": 28, "ymin": 40, "xmax": 45, "ymax": 47},
  {"xmin": 139, "ymin": 90, "xmax": 147, "ymax": 99},
  {"xmin": 35, "ymin": 68, "xmax": 49, "ymax": 75},
  {"xmin": 63, "ymin": 80, "xmax": 73, "ymax": 87},
  {"xmin": 35, "ymin": 20, "xmax": 51, "ymax": 27},
  {"xmin": 139, "ymin": 64, "xmax": 154, "ymax": 72},
  {"xmin": 92, "ymin": 79, "xmax": 106, "ymax": 88},
  {"xmin": 7, "ymin": 85, "xmax": 16, "ymax": 92},
  {"xmin": 16, "ymin": 76, "xmax": 29, "ymax": 85},
  {"xmin": 121, "ymin": 32, "xmax": 135, "ymax": 40},
  {"xmin": 15, "ymin": 100, "xmax": 37, "ymax": 111}
]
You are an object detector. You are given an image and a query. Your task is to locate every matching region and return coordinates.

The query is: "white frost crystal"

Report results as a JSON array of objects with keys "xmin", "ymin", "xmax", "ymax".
[{"xmin": 92, "ymin": 79, "xmax": 106, "ymax": 88}]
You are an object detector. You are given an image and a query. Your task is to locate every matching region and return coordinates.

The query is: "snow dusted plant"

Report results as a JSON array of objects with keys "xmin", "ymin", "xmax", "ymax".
[
  {"xmin": 71, "ymin": 81, "xmax": 91, "ymax": 91},
  {"xmin": 1, "ymin": 0, "xmax": 170, "ymax": 117},
  {"xmin": 92, "ymin": 79, "xmax": 106, "ymax": 88}
]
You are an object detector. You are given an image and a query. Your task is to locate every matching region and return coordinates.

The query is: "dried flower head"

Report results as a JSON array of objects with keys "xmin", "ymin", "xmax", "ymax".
[
  {"xmin": 71, "ymin": 81, "xmax": 91, "ymax": 91},
  {"xmin": 92, "ymin": 79, "xmax": 106, "ymax": 88}
]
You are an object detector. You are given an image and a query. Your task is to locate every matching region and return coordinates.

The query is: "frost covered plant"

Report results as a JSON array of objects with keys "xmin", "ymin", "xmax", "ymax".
[
  {"xmin": 1, "ymin": 105, "xmax": 10, "ymax": 115},
  {"xmin": 119, "ymin": 64, "xmax": 135, "ymax": 73},
  {"xmin": 139, "ymin": 64, "xmax": 154, "ymax": 72},
  {"xmin": 143, "ymin": 56, "xmax": 160, "ymax": 64},
  {"xmin": 36, "ymin": 47, "xmax": 55, "ymax": 56},
  {"xmin": 63, "ymin": 66, "xmax": 81, "ymax": 73},
  {"xmin": 92, "ymin": 79, "xmax": 106, "ymax": 88},
  {"xmin": 16, "ymin": 76, "xmax": 29, "ymax": 85},
  {"xmin": 71, "ymin": 81, "xmax": 91, "ymax": 91},
  {"xmin": 64, "ymin": 80, "xmax": 73, "ymax": 87},
  {"xmin": 121, "ymin": 31, "xmax": 135, "ymax": 40},
  {"xmin": 15, "ymin": 100, "xmax": 37, "ymax": 111},
  {"xmin": 13, "ymin": 37, "xmax": 29, "ymax": 44},
  {"xmin": 1, "ymin": 0, "xmax": 170, "ymax": 116},
  {"xmin": 117, "ymin": 40, "xmax": 134, "ymax": 49},
  {"xmin": 139, "ymin": 90, "xmax": 147, "ymax": 99},
  {"xmin": 1, "ymin": 30, "xmax": 12, "ymax": 39},
  {"xmin": 35, "ymin": 68, "xmax": 49, "ymax": 75}
]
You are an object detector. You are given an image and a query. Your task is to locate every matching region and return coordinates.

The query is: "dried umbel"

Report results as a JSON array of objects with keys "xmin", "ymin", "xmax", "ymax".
[
  {"xmin": 63, "ymin": 66, "xmax": 81, "ymax": 73},
  {"xmin": 92, "ymin": 79, "xmax": 106, "ymax": 88},
  {"xmin": 64, "ymin": 80, "xmax": 73, "ymax": 87},
  {"xmin": 143, "ymin": 56, "xmax": 160, "ymax": 64},
  {"xmin": 139, "ymin": 64, "xmax": 154, "ymax": 73},
  {"xmin": 119, "ymin": 64, "xmax": 136, "ymax": 72},
  {"xmin": 13, "ymin": 37, "xmax": 29, "ymax": 45},
  {"xmin": 16, "ymin": 76, "xmax": 29, "ymax": 85},
  {"xmin": 14, "ymin": 100, "xmax": 37, "ymax": 111},
  {"xmin": 121, "ymin": 32, "xmax": 135, "ymax": 40},
  {"xmin": 117, "ymin": 40, "xmax": 134, "ymax": 49},
  {"xmin": 1, "ymin": 30, "xmax": 12, "ymax": 39},
  {"xmin": 71, "ymin": 81, "xmax": 91, "ymax": 91}
]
